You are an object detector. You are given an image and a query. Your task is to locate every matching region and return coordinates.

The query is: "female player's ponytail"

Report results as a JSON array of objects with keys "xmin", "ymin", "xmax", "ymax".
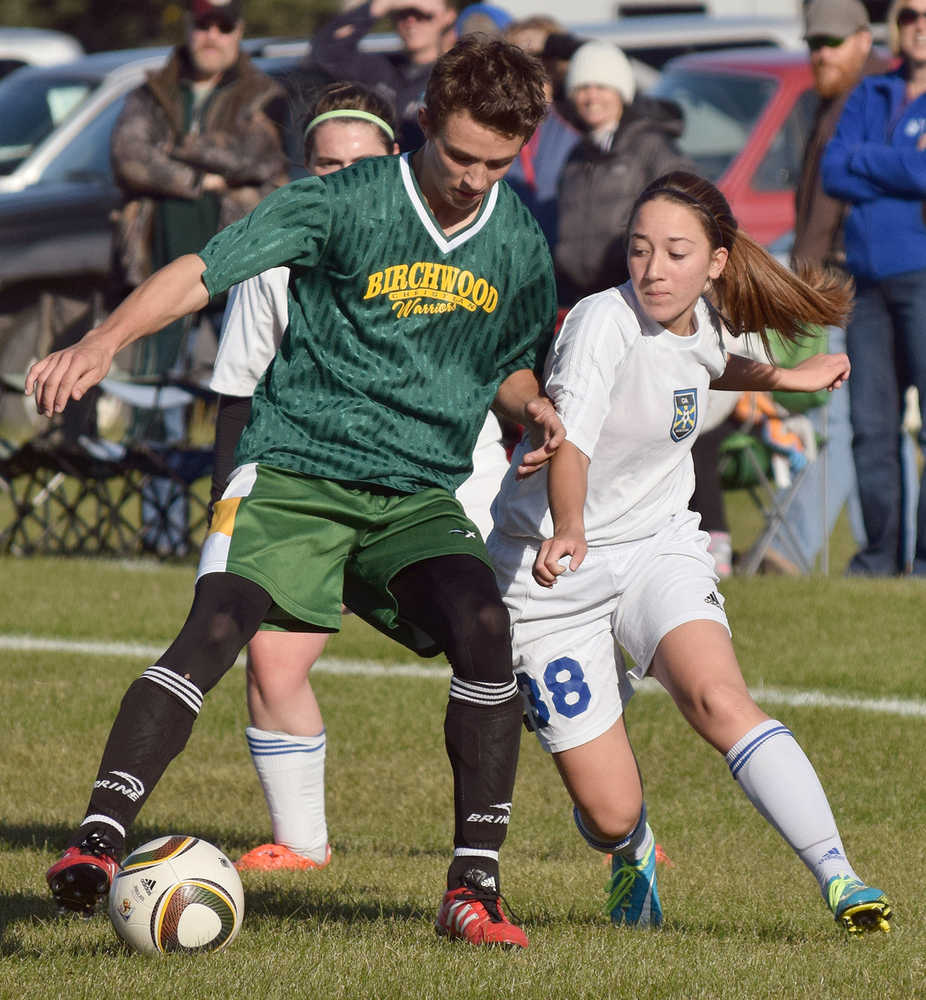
[{"xmin": 628, "ymin": 171, "xmax": 853, "ymax": 355}]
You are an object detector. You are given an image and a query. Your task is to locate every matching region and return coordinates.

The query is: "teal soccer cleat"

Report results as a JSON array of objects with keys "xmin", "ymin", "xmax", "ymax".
[
  {"xmin": 606, "ymin": 825, "xmax": 663, "ymax": 928},
  {"xmin": 826, "ymin": 875, "xmax": 892, "ymax": 935}
]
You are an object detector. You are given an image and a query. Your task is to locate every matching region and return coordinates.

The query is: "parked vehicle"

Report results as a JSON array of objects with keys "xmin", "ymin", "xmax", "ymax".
[
  {"xmin": 573, "ymin": 12, "xmax": 807, "ymax": 70},
  {"xmin": 0, "ymin": 46, "xmax": 316, "ymax": 428},
  {"xmin": 0, "ymin": 27, "xmax": 84, "ymax": 80},
  {"xmin": 647, "ymin": 47, "xmax": 817, "ymax": 246}
]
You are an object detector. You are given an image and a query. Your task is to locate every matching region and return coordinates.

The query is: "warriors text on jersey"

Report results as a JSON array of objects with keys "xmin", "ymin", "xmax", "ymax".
[{"xmin": 199, "ymin": 153, "xmax": 556, "ymax": 494}]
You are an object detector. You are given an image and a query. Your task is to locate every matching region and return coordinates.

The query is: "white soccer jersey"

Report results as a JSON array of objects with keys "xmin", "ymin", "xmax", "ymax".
[
  {"xmin": 491, "ymin": 282, "xmax": 727, "ymax": 547},
  {"xmin": 209, "ymin": 266, "xmax": 507, "ymax": 535},
  {"xmin": 210, "ymin": 267, "xmax": 290, "ymax": 397}
]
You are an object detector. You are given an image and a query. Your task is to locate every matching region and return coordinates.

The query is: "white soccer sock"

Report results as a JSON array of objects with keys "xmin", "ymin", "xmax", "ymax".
[
  {"xmin": 246, "ymin": 725, "xmax": 328, "ymax": 862},
  {"xmin": 726, "ymin": 719, "xmax": 859, "ymax": 894}
]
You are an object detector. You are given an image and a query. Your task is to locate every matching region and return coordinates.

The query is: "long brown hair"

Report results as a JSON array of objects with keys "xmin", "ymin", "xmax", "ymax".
[{"xmin": 628, "ymin": 171, "xmax": 853, "ymax": 353}]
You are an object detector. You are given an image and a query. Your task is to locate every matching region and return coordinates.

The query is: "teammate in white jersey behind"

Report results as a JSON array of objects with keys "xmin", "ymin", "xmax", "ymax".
[
  {"xmin": 488, "ymin": 170, "xmax": 892, "ymax": 937},
  {"xmin": 29, "ymin": 36, "xmax": 561, "ymax": 948},
  {"xmin": 209, "ymin": 81, "xmax": 510, "ymax": 873}
]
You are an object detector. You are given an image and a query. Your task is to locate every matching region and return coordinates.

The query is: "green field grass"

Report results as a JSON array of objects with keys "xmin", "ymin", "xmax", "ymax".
[{"xmin": 1, "ymin": 556, "xmax": 924, "ymax": 999}]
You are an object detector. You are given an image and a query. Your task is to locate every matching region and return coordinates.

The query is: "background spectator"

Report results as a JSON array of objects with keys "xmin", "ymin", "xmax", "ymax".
[
  {"xmin": 308, "ymin": 0, "xmax": 457, "ymax": 150},
  {"xmin": 110, "ymin": 0, "xmax": 287, "ymax": 555},
  {"xmin": 553, "ymin": 40, "xmax": 693, "ymax": 308},
  {"xmin": 822, "ymin": 0, "xmax": 926, "ymax": 576},
  {"xmin": 456, "ymin": 2, "xmax": 512, "ymax": 35},
  {"xmin": 504, "ymin": 14, "xmax": 579, "ymax": 246},
  {"xmin": 760, "ymin": 0, "xmax": 889, "ymax": 574}
]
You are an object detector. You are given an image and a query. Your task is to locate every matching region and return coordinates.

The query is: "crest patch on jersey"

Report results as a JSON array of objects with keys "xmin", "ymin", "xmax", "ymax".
[{"xmin": 670, "ymin": 388, "xmax": 698, "ymax": 442}]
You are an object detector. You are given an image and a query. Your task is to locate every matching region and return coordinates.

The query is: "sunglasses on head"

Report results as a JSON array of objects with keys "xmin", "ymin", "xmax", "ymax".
[
  {"xmin": 897, "ymin": 7, "xmax": 926, "ymax": 26},
  {"xmin": 192, "ymin": 15, "xmax": 238, "ymax": 33},
  {"xmin": 807, "ymin": 34, "xmax": 846, "ymax": 50},
  {"xmin": 391, "ymin": 7, "xmax": 436, "ymax": 20}
]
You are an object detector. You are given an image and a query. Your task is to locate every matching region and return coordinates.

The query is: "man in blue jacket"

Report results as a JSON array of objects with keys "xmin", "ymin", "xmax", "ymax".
[{"xmin": 822, "ymin": 0, "xmax": 926, "ymax": 576}]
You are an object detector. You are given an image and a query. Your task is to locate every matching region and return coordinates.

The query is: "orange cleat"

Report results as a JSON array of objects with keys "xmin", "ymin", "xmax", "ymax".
[
  {"xmin": 654, "ymin": 843, "xmax": 675, "ymax": 868},
  {"xmin": 603, "ymin": 843, "xmax": 674, "ymax": 868},
  {"xmin": 235, "ymin": 843, "xmax": 331, "ymax": 872}
]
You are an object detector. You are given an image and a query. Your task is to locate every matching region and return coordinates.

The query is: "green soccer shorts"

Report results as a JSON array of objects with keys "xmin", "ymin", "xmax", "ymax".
[{"xmin": 198, "ymin": 463, "xmax": 492, "ymax": 654}]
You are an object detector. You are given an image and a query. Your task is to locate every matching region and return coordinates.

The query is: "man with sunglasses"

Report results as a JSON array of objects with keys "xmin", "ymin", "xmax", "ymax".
[
  {"xmin": 110, "ymin": 0, "xmax": 287, "ymax": 555},
  {"xmin": 310, "ymin": 0, "xmax": 458, "ymax": 149},
  {"xmin": 757, "ymin": 0, "xmax": 889, "ymax": 575}
]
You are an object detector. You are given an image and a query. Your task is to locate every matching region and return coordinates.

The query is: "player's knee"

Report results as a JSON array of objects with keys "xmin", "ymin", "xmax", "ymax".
[
  {"xmin": 205, "ymin": 609, "xmax": 244, "ymax": 649},
  {"xmin": 679, "ymin": 679, "xmax": 757, "ymax": 735},
  {"xmin": 580, "ymin": 801, "xmax": 642, "ymax": 847},
  {"xmin": 444, "ymin": 597, "xmax": 511, "ymax": 681}
]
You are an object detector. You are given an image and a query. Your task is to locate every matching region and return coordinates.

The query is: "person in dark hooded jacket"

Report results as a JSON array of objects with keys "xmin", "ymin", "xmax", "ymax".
[{"xmin": 554, "ymin": 40, "xmax": 694, "ymax": 308}]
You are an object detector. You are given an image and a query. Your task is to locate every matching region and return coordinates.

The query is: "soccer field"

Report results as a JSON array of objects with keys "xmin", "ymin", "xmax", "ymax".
[{"xmin": 1, "ymin": 556, "xmax": 924, "ymax": 1000}]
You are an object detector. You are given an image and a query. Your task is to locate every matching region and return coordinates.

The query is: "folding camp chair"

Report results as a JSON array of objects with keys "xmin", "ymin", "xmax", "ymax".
[
  {"xmin": 718, "ymin": 423, "xmax": 823, "ymax": 575},
  {"xmin": 0, "ymin": 374, "xmax": 215, "ymax": 557},
  {"xmin": 717, "ymin": 325, "xmax": 833, "ymax": 576},
  {"xmin": 0, "ymin": 433, "xmax": 213, "ymax": 557}
]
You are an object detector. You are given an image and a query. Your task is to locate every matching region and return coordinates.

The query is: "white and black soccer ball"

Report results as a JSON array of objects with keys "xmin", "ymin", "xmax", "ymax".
[{"xmin": 108, "ymin": 835, "xmax": 244, "ymax": 955}]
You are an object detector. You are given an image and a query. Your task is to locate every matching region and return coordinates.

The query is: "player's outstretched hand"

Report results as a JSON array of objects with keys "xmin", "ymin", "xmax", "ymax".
[
  {"xmin": 518, "ymin": 395, "xmax": 565, "ymax": 479},
  {"xmin": 533, "ymin": 531, "xmax": 587, "ymax": 587},
  {"xmin": 782, "ymin": 352, "xmax": 850, "ymax": 393},
  {"xmin": 25, "ymin": 337, "xmax": 114, "ymax": 417}
]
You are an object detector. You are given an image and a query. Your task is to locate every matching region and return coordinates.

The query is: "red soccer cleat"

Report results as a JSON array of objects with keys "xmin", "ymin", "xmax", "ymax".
[
  {"xmin": 47, "ymin": 835, "xmax": 120, "ymax": 917},
  {"xmin": 435, "ymin": 868, "xmax": 528, "ymax": 948},
  {"xmin": 235, "ymin": 842, "xmax": 331, "ymax": 872}
]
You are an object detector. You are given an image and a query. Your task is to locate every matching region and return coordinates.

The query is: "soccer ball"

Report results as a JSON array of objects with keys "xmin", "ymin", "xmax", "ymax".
[{"xmin": 108, "ymin": 835, "xmax": 244, "ymax": 955}]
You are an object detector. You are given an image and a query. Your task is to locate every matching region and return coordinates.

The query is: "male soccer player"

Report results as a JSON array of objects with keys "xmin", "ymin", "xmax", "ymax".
[{"xmin": 29, "ymin": 35, "xmax": 559, "ymax": 948}]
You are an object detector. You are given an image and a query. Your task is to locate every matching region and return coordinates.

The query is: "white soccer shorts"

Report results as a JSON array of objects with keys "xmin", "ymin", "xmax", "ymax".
[{"xmin": 489, "ymin": 509, "xmax": 731, "ymax": 753}]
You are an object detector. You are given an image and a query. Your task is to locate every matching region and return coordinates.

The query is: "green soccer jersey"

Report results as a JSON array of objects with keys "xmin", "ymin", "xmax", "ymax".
[{"xmin": 198, "ymin": 153, "xmax": 556, "ymax": 493}]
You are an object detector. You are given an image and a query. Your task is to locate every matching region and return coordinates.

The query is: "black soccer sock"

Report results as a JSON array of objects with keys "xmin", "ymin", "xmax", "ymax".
[
  {"xmin": 389, "ymin": 554, "xmax": 522, "ymax": 892},
  {"xmin": 444, "ymin": 694, "xmax": 522, "ymax": 891},
  {"xmin": 74, "ymin": 573, "xmax": 271, "ymax": 847},
  {"xmin": 76, "ymin": 676, "xmax": 198, "ymax": 848}
]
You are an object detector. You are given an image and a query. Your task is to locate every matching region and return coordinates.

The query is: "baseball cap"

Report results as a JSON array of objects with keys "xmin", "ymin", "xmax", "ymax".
[
  {"xmin": 804, "ymin": 0, "xmax": 869, "ymax": 40},
  {"xmin": 189, "ymin": 0, "xmax": 243, "ymax": 23}
]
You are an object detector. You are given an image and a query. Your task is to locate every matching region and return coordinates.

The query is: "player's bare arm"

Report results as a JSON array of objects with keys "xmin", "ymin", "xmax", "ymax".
[
  {"xmin": 533, "ymin": 439, "xmax": 590, "ymax": 587},
  {"xmin": 492, "ymin": 368, "xmax": 565, "ymax": 478},
  {"xmin": 711, "ymin": 351, "xmax": 850, "ymax": 394},
  {"xmin": 26, "ymin": 254, "xmax": 210, "ymax": 416}
]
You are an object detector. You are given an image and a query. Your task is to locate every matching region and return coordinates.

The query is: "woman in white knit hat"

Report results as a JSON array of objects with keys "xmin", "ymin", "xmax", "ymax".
[{"xmin": 554, "ymin": 39, "xmax": 694, "ymax": 308}]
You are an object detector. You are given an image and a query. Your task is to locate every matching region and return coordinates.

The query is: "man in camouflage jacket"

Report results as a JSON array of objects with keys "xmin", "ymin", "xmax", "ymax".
[
  {"xmin": 110, "ymin": 0, "xmax": 287, "ymax": 554},
  {"xmin": 112, "ymin": 0, "xmax": 287, "ymax": 289}
]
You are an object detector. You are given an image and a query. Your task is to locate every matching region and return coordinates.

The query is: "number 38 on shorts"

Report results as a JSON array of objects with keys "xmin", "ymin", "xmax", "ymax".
[{"xmin": 514, "ymin": 651, "xmax": 635, "ymax": 754}]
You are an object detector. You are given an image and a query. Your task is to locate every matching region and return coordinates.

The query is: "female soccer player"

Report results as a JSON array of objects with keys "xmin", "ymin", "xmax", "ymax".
[
  {"xmin": 211, "ymin": 81, "xmax": 509, "ymax": 872},
  {"xmin": 488, "ymin": 171, "xmax": 893, "ymax": 936}
]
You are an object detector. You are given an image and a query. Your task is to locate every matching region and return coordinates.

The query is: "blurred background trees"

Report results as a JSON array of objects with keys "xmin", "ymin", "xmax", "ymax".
[{"xmin": 0, "ymin": 0, "xmax": 341, "ymax": 51}]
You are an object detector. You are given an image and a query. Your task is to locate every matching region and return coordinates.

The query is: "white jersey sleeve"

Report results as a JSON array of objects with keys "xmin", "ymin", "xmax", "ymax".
[
  {"xmin": 209, "ymin": 266, "xmax": 291, "ymax": 397},
  {"xmin": 544, "ymin": 290, "xmax": 634, "ymax": 460}
]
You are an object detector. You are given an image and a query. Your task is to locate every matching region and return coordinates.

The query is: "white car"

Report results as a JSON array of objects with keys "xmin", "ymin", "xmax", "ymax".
[{"xmin": 0, "ymin": 27, "xmax": 84, "ymax": 79}]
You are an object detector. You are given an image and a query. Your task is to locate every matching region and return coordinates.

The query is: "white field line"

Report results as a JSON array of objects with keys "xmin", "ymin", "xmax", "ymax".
[{"xmin": 2, "ymin": 633, "xmax": 926, "ymax": 718}]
